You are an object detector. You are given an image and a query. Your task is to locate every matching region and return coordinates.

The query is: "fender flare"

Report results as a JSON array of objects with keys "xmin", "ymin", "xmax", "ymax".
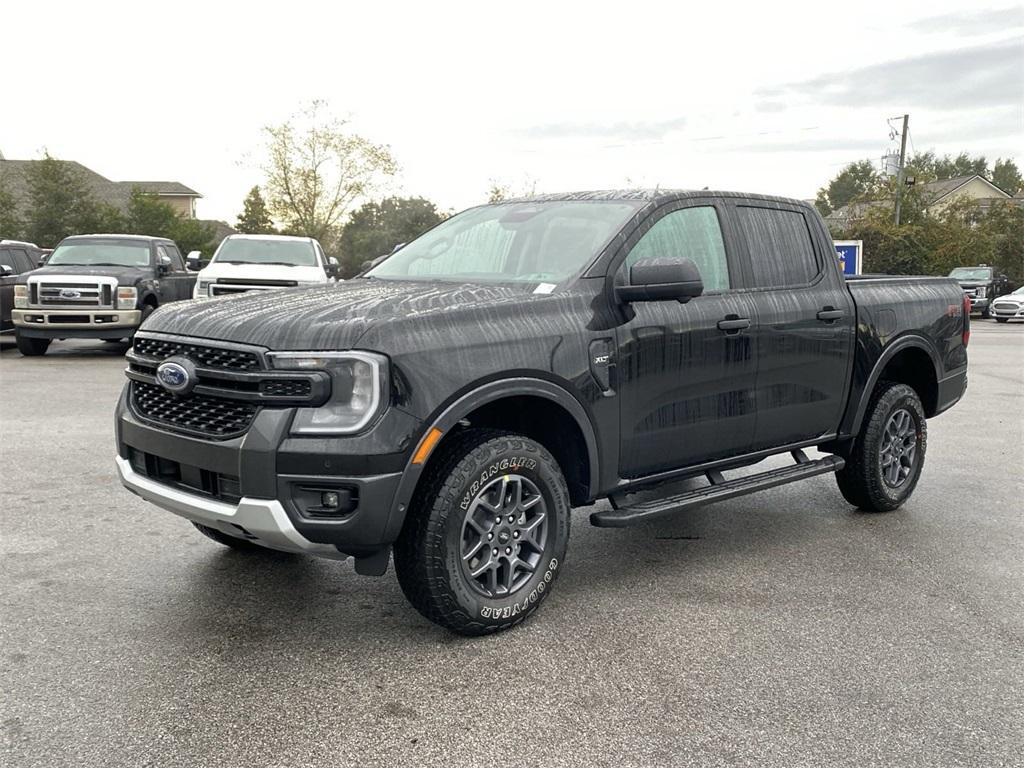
[
  {"xmin": 381, "ymin": 377, "xmax": 600, "ymax": 543},
  {"xmin": 844, "ymin": 333, "xmax": 942, "ymax": 436}
]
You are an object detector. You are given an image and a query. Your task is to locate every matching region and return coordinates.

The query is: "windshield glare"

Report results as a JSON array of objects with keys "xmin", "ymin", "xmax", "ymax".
[
  {"xmin": 214, "ymin": 238, "xmax": 316, "ymax": 266},
  {"xmin": 367, "ymin": 201, "xmax": 641, "ymax": 284},
  {"xmin": 48, "ymin": 242, "xmax": 151, "ymax": 267},
  {"xmin": 949, "ymin": 267, "xmax": 993, "ymax": 281}
]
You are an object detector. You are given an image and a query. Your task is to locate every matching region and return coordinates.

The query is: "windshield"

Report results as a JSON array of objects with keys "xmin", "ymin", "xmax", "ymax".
[
  {"xmin": 949, "ymin": 267, "xmax": 993, "ymax": 281},
  {"xmin": 48, "ymin": 241, "xmax": 151, "ymax": 267},
  {"xmin": 213, "ymin": 238, "xmax": 317, "ymax": 266},
  {"xmin": 366, "ymin": 201, "xmax": 641, "ymax": 284}
]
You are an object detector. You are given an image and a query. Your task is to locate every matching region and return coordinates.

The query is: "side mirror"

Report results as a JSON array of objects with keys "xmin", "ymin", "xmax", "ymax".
[
  {"xmin": 37, "ymin": 255, "xmax": 49, "ymax": 267},
  {"xmin": 615, "ymin": 257, "xmax": 704, "ymax": 303},
  {"xmin": 186, "ymin": 251, "xmax": 202, "ymax": 271},
  {"xmin": 157, "ymin": 254, "xmax": 172, "ymax": 273},
  {"xmin": 0, "ymin": 264, "xmax": 13, "ymax": 277}
]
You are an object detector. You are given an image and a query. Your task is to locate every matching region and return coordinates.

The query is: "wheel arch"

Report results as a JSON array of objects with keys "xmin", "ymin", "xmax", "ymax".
[
  {"xmin": 845, "ymin": 334, "xmax": 941, "ymax": 435},
  {"xmin": 382, "ymin": 378, "xmax": 600, "ymax": 543}
]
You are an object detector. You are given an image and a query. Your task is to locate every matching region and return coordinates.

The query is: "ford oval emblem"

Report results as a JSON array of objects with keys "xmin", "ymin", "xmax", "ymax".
[
  {"xmin": 59, "ymin": 288, "xmax": 81, "ymax": 299},
  {"xmin": 155, "ymin": 357, "xmax": 196, "ymax": 395}
]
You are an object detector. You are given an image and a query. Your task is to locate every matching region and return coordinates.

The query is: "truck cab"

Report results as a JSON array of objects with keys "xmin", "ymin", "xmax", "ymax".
[{"xmin": 12, "ymin": 234, "xmax": 196, "ymax": 355}]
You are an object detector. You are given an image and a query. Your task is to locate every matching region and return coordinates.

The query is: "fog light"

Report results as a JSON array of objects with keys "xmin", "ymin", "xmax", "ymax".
[{"xmin": 321, "ymin": 491, "xmax": 341, "ymax": 509}]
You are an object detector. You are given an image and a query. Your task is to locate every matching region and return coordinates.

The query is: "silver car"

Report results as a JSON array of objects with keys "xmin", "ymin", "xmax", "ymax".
[{"xmin": 991, "ymin": 285, "xmax": 1024, "ymax": 323}]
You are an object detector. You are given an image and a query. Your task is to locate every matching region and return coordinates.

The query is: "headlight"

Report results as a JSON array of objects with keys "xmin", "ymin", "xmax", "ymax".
[
  {"xmin": 117, "ymin": 286, "xmax": 138, "ymax": 310},
  {"xmin": 14, "ymin": 285, "xmax": 28, "ymax": 308},
  {"xmin": 195, "ymin": 280, "xmax": 214, "ymax": 297},
  {"xmin": 268, "ymin": 351, "xmax": 388, "ymax": 435}
]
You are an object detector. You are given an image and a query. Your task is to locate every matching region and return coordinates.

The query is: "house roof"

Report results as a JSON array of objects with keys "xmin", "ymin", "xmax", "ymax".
[
  {"xmin": 825, "ymin": 174, "xmax": 1011, "ymax": 223},
  {"xmin": 0, "ymin": 159, "xmax": 201, "ymax": 213},
  {"xmin": 119, "ymin": 181, "xmax": 201, "ymax": 197}
]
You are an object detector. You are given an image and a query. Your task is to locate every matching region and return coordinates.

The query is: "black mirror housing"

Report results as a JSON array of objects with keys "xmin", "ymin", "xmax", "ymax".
[{"xmin": 615, "ymin": 257, "xmax": 704, "ymax": 303}]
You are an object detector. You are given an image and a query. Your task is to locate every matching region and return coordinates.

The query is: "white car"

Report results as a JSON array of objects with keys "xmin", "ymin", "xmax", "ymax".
[
  {"xmin": 991, "ymin": 285, "xmax": 1024, "ymax": 323},
  {"xmin": 191, "ymin": 234, "xmax": 339, "ymax": 299}
]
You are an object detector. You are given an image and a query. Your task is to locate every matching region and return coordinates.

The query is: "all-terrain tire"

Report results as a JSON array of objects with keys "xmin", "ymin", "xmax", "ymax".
[
  {"xmin": 15, "ymin": 332, "xmax": 50, "ymax": 356},
  {"xmin": 393, "ymin": 429, "xmax": 571, "ymax": 636},
  {"xmin": 835, "ymin": 382, "xmax": 927, "ymax": 513},
  {"xmin": 192, "ymin": 522, "xmax": 263, "ymax": 550}
]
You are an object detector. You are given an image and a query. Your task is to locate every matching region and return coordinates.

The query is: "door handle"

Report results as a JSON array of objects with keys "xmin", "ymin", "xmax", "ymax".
[
  {"xmin": 717, "ymin": 316, "xmax": 751, "ymax": 333},
  {"xmin": 817, "ymin": 307, "xmax": 845, "ymax": 322}
]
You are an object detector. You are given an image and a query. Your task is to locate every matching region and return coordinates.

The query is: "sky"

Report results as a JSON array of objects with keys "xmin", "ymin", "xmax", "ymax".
[{"xmin": 3, "ymin": 0, "xmax": 1021, "ymax": 223}]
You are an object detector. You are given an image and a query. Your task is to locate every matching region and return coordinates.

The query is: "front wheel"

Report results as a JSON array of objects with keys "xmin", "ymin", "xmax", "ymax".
[
  {"xmin": 394, "ymin": 429, "xmax": 571, "ymax": 636},
  {"xmin": 996, "ymin": 317, "xmax": 1009, "ymax": 324},
  {"xmin": 15, "ymin": 332, "xmax": 50, "ymax": 356},
  {"xmin": 836, "ymin": 382, "xmax": 927, "ymax": 512}
]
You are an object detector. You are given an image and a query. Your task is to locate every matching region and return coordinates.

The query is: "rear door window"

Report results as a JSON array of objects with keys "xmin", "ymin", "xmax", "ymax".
[{"xmin": 735, "ymin": 206, "xmax": 820, "ymax": 288}]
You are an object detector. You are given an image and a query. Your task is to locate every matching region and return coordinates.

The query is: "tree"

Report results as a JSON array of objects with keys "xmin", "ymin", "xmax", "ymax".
[
  {"xmin": 992, "ymin": 158, "xmax": 1023, "ymax": 196},
  {"xmin": 814, "ymin": 160, "xmax": 880, "ymax": 216},
  {"xmin": 905, "ymin": 151, "xmax": 989, "ymax": 182},
  {"xmin": 124, "ymin": 188, "xmax": 215, "ymax": 255},
  {"xmin": 262, "ymin": 101, "xmax": 398, "ymax": 245},
  {"xmin": 337, "ymin": 196, "xmax": 447, "ymax": 277},
  {"xmin": 0, "ymin": 171, "xmax": 21, "ymax": 239},
  {"xmin": 235, "ymin": 186, "xmax": 276, "ymax": 234},
  {"xmin": 22, "ymin": 153, "xmax": 122, "ymax": 246}
]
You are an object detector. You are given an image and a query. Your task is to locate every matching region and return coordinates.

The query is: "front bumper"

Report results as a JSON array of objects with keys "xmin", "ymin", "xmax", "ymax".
[
  {"xmin": 13, "ymin": 308, "xmax": 142, "ymax": 334},
  {"xmin": 991, "ymin": 303, "xmax": 1024, "ymax": 319},
  {"xmin": 115, "ymin": 385, "xmax": 415, "ymax": 557},
  {"xmin": 116, "ymin": 456, "xmax": 349, "ymax": 559}
]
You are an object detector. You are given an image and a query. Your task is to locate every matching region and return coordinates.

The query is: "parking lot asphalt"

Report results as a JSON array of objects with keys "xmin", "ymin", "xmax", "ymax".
[{"xmin": 1, "ymin": 322, "xmax": 1022, "ymax": 768}]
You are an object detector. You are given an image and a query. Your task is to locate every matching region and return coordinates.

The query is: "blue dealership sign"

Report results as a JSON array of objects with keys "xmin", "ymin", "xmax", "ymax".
[{"xmin": 834, "ymin": 240, "xmax": 862, "ymax": 276}]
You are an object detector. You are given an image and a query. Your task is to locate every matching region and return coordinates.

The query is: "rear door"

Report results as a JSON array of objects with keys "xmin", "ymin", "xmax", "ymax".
[
  {"xmin": 731, "ymin": 202, "xmax": 855, "ymax": 450},
  {"xmin": 615, "ymin": 200, "xmax": 759, "ymax": 477}
]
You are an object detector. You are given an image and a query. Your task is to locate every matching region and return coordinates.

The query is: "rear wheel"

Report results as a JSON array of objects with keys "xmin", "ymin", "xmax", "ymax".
[
  {"xmin": 394, "ymin": 429, "xmax": 571, "ymax": 635},
  {"xmin": 15, "ymin": 332, "xmax": 50, "ymax": 356},
  {"xmin": 192, "ymin": 522, "xmax": 262, "ymax": 550},
  {"xmin": 836, "ymin": 382, "xmax": 926, "ymax": 512}
]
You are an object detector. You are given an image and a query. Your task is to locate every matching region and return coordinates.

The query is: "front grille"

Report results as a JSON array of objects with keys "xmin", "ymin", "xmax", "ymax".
[
  {"xmin": 131, "ymin": 381, "xmax": 258, "ymax": 438},
  {"xmin": 260, "ymin": 379, "xmax": 312, "ymax": 398},
  {"xmin": 37, "ymin": 281, "xmax": 110, "ymax": 308},
  {"xmin": 993, "ymin": 302, "xmax": 1019, "ymax": 312},
  {"xmin": 133, "ymin": 337, "xmax": 262, "ymax": 371}
]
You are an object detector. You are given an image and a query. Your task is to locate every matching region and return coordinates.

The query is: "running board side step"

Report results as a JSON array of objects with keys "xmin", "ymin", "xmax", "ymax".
[{"xmin": 590, "ymin": 451, "xmax": 845, "ymax": 528}]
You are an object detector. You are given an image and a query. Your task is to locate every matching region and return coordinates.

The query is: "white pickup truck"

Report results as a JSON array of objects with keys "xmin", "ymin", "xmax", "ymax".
[{"xmin": 191, "ymin": 234, "xmax": 338, "ymax": 299}]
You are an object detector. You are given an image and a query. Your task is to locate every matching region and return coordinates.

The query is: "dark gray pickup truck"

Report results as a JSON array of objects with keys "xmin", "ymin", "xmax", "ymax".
[
  {"xmin": 13, "ymin": 234, "xmax": 196, "ymax": 355},
  {"xmin": 114, "ymin": 190, "xmax": 969, "ymax": 635}
]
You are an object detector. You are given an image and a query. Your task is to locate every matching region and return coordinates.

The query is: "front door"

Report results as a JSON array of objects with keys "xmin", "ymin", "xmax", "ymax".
[
  {"xmin": 615, "ymin": 203, "xmax": 759, "ymax": 478},
  {"xmin": 157, "ymin": 244, "xmax": 195, "ymax": 301}
]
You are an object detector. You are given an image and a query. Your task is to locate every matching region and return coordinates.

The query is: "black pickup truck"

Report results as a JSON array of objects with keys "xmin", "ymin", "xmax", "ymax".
[
  {"xmin": 12, "ymin": 234, "xmax": 197, "ymax": 355},
  {"xmin": 114, "ymin": 190, "xmax": 969, "ymax": 635}
]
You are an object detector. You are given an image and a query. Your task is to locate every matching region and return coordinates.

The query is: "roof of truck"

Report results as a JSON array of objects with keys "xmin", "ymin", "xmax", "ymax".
[
  {"xmin": 503, "ymin": 189, "xmax": 812, "ymax": 208},
  {"xmin": 59, "ymin": 234, "xmax": 174, "ymax": 242}
]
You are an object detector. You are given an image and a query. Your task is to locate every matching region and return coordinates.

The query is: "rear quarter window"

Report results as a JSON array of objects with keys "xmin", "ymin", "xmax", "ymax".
[{"xmin": 736, "ymin": 206, "xmax": 820, "ymax": 288}]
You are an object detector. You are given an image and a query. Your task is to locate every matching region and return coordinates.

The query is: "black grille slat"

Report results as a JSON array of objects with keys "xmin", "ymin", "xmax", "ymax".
[
  {"xmin": 133, "ymin": 337, "xmax": 262, "ymax": 371},
  {"xmin": 260, "ymin": 379, "xmax": 312, "ymax": 398},
  {"xmin": 131, "ymin": 382, "xmax": 258, "ymax": 438}
]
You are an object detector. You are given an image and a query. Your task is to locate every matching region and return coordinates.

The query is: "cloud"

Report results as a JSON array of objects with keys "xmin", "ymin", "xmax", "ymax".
[
  {"xmin": 909, "ymin": 6, "xmax": 1023, "ymax": 35},
  {"xmin": 758, "ymin": 37, "xmax": 1023, "ymax": 110},
  {"xmin": 520, "ymin": 116, "xmax": 687, "ymax": 142}
]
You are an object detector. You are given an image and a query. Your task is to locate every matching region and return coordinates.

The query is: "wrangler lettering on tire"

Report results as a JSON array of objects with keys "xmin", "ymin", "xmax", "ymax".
[{"xmin": 394, "ymin": 430, "xmax": 570, "ymax": 636}]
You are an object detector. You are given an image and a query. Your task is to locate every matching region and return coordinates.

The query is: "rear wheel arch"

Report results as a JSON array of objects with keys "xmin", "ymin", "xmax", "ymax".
[{"xmin": 847, "ymin": 336, "xmax": 940, "ymax": 434}]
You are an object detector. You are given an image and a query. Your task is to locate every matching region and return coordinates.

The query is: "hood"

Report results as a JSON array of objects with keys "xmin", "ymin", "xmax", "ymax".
[
  {"xmin": 143, "ymin": 278, "xmax": 556, "ymax": 350},
  {"xmin": 955, "ymin": 280, "xmax": 992, "ymax": 289},
  {"xmin": 198, "ymin": 262, "xmax": 325, "ymax": 283},
  {"xmin": 19, "ymin": 264, "xmax": 152, "ymax": 284}
]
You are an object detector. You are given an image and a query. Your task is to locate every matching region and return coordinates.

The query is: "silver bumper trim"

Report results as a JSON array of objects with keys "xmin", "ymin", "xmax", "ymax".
[{"xmin": 115, "ymin": 456, "xmax": 347, "ymax": 560}]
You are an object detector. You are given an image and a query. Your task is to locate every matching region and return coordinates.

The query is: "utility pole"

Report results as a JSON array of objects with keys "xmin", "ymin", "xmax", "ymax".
[{"xmin": 894, "ymin": 113, "xmax": 909, "ymax": 226}]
